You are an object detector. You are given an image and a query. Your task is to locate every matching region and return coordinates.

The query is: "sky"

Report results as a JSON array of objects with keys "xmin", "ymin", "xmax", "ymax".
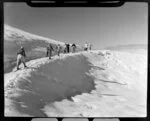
[{"xmin": 4, "ymin": 2, "xmax": 148, "ymax": 49}]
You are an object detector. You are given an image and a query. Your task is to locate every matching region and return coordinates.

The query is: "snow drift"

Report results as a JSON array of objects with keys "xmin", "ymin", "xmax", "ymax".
[{"xmin": 5, "ymin": 48, "xmax": 147, "ymax": 117}]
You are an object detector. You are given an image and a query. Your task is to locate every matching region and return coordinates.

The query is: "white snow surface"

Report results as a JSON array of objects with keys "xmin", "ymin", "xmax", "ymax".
[{"xmin": 4, "ymin": 49, "xmax": 147, "ymax": 117}]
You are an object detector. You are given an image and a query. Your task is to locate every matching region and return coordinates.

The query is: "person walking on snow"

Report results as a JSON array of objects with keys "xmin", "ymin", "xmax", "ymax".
[
  {"xmin": 56, "ymin": 44, "xmax": 61, "ymax": 56},
  {"xmin": 67, "ymin": 43, "xmax": 70, "ymax": 53},
  {"xmin": 16, "ymin": 46, "xmax": 27, "ymax": 70},
  {"xmin": 46, "ymin": 44, "xmax": 54, "ymax": 59},
  {"xmin": 65, "ymin": 43, "xmax": 70, "ymax": 53},
  {"xmin": 89, "ymin": 43, "xmax": 92, "ymax": 50},
  {"xmin": 84, "ymin": 42, "xmax": 88, "ymax": 51},
  {"xmin": 72, "ymin": 43, "xmax": 76, "ymax": 53},
  {"xmin": 63, "ymin": 43, "xmax": 67, "ymax": 53}
]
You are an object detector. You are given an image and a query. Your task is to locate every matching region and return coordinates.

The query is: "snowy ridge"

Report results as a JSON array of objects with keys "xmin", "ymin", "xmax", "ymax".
[
  {"xmin": 4, "ymin": 49, "xmax": 147, "ymax": 117},
  {"xmin": 4, "ymin": 24, "xmax": 64, "ymax": 45},
  {"xmin": 42, "ymin": 50, "xmax": 147, "ymax": 117},
  {"xmin": 4, "ymin": 24, "xmax": 66, "ymax": 73}
]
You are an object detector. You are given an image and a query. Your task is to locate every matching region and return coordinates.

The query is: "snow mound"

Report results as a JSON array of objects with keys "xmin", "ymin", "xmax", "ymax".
[
  {"xmin": 42, "ymin": 50, "xmax": 147, "ymax": 117},
  {"xmin": 5, "ymin": 52, "xmax": 95, "ymax": 117},
  {"xmin": 5, "ymin": 49, "xmax": 147, "ymax": 117}
]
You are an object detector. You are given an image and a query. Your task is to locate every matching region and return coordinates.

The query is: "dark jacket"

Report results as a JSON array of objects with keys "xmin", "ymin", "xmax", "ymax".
[
  {"xmin": 46, "ymin": 45, "xmax": 54, "ymax": 56},
  {"xmin": 66, "ymin": 44, "xmax": 70, "ymax": 52},
  {"xmin": 72, "ymin": 44, "xmax": 76, "ymax": 48},
  {"xmin": 47, "ymin": 45, "xmax": 53, "ymax": 51},
  {"xmin": 17, "ymin": 49, "xmax": 26, "ymax": 57}
]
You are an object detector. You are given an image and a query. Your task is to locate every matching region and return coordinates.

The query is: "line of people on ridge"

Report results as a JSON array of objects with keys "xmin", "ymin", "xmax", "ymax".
[
  {"xmin": 16, "ymin": 42, "xmax": 92, "ymax": 70},
  {"xmin": 46, "ymin": 43, "xmax": 76, "ymax": 59}
]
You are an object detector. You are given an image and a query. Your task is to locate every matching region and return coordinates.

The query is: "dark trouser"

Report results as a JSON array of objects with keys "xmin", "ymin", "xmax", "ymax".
[
  {"xmin": 64, "ymin": 48, "xmax": 66, "ymax": 53},
  {"xmin": 47, "ymin": 51, "xmax": 52, "ymax": 59},
  {"xmin": 67, "ymin": 47, "xmax": 70, "ymax": 53},
  {"xmin": 57, "ymin": 50, "xmax": 60, "ymax": 56},
  {"xmin": 73, "ymin": 48, "xmax": 75, "ymax": 53},
  {"xmin": 22, "ymin": 61, "xmax": 27, "ymax": 68},
  {"xmin": 49, "ymin": 51, "xmax": 52, "ymax": 59}
]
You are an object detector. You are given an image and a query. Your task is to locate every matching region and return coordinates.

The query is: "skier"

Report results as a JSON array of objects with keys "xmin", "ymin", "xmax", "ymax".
[
  {"xmin": 46, "ymin": 44, "xmax": 54, "ymax": 59},
  {"xmin": 16, "ymin": 46, "xmax": 27, "ymax": 70},
  {"xmin": 56, "ymin": 44, "xmax": 61, "ymax": 56},
  {"xmin": 72, "ymin": 43, "xmax": 76, "ymax": 53}
]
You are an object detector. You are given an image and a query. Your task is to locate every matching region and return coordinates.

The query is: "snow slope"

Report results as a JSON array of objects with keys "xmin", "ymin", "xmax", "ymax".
[
  {"xmin": 4, "ymin": 24, "xmax": 65, "ymax": 73},
  {"xmin": 4, "ymin": 49, "xmax": 147, "ymax": 117}
]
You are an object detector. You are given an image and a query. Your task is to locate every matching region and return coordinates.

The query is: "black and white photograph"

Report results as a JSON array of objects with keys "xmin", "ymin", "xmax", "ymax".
[{"xmin": 4, "ymin": 2, "xmax": 148, "ymax": 117}]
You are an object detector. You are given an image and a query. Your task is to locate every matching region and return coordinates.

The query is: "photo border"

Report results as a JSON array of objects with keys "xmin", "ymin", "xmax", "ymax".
[{"xmin": 0, "ymin": 0, "xmax": 149, "ymax": 121}]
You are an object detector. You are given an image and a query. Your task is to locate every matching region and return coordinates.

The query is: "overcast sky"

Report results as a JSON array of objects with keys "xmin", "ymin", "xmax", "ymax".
[{"xmin": 4, "ymin": 2, "xmax": 148, "ymax": 49}]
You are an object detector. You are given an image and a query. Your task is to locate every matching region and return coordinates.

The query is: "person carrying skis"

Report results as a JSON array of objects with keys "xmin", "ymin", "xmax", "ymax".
[
  {"xmin": 72, "ymin": 43, "xmax": 76, "ymax": 53},
  {"xmin": 46, "ymin": 44, "xmax": 54, "ymax": 59},
  {"xmin": 16, "ymin": 46, "xmax": 27, "ymax": 70}
]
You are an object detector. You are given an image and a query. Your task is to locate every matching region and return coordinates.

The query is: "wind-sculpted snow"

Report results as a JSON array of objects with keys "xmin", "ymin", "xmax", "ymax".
[
  {"xmin": 42, "ymin": 50, "xmax": 147, "ymax": 117},
  {"xmin": 5, "ymin": 53, "xmax": 96, "ymax": 116},
  {"xmin": 5, "ymin": 50, "xmax": 147, "ymax": 117}
]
